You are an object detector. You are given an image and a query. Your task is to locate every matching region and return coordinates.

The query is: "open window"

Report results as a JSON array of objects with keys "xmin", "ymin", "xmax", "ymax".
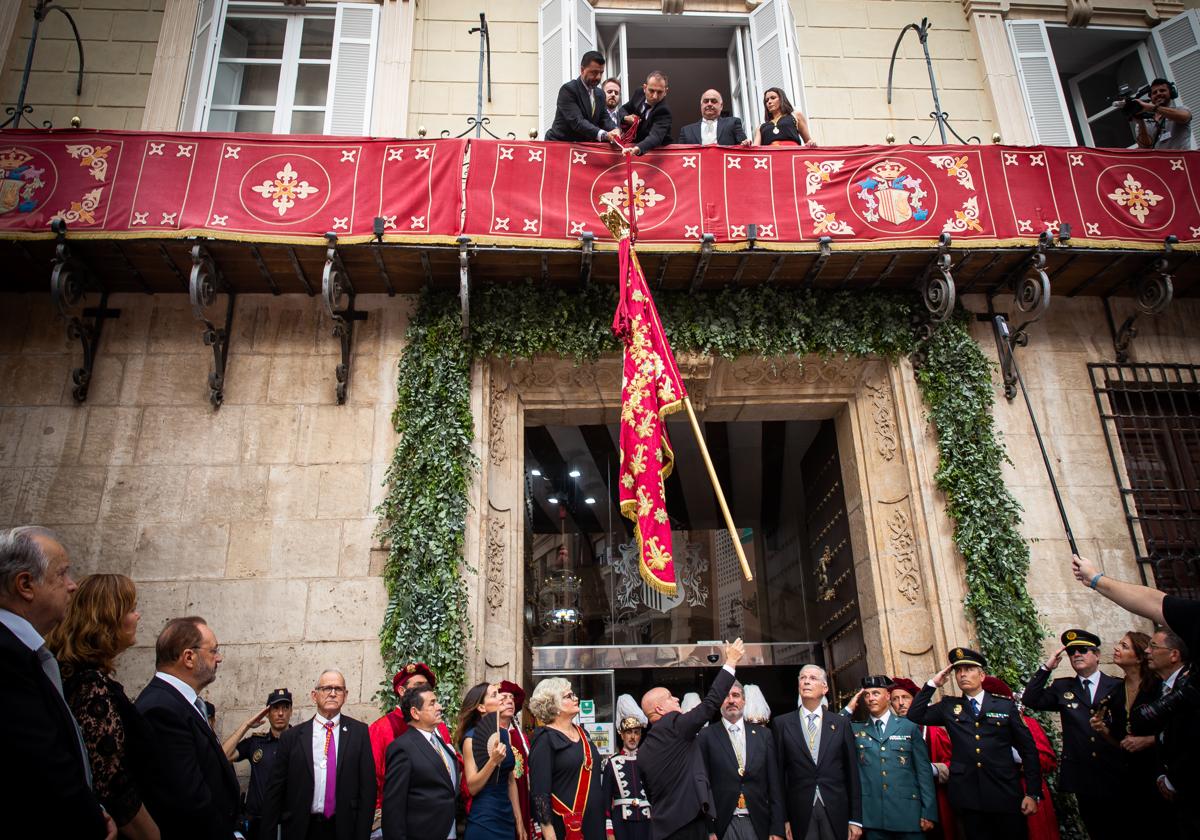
[{"xmin": 181, "ymin": 1, "xmax": 378, "ymax": 135}]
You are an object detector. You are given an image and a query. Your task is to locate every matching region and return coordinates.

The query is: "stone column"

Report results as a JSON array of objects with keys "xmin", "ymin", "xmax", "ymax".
[{"xmin": 142, "ymin": 0, "xmax": 200, "ymax": 131}]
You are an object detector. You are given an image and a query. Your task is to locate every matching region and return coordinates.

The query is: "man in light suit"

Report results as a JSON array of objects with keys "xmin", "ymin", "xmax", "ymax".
[
  {"xmin": 545, "ymin": 50, "xmax": 622, "ymax": 143},
  {"xmin": 382, "ymin": 684, "xmax": 461, "ymax": 840},
  {"xmin": 697, "ymin": 680, "xmax": 784, "ymax": 840},
  {"xmin": 678, "ymin": 90, "xmax": 750, "ymax": 147},
  {"xmin": 137, "ymin": 616, "xmax": 241, "ymax": 839},
  {"xmin": 261, "ymin": 669, "xmax": 376, "ymax": 840},
  {"xmin": 638, "ymin": 638, "xmax": 743, "ymax": 840},
  {"xmin": 774, "ymin": 665, "xmax": 862, "ymax": 840},
  {"xmin": 0, "ymin": 526, "xmax": 115, "ymax": 839}
]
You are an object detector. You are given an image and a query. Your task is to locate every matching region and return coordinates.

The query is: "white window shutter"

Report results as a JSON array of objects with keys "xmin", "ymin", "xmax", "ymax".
[
  {"xmin": 748, "ymin": 0, "xmax": 806, "ymax": 115},
  {"xmin": 179, "ymin": 0, "xmax": 227, "ymax": 130},
  {"xmin": 575, "ymin": 0, "xmax": 597, "ymax": 61},
  {"xmin": 1007, "ymin": 19, "xmax": 1076, "ymax": 146},
  {"xmin": 326, "ymin": 2, "xmax": 379, "ymax": 136},
  {"xmin": 539, "ymin": 0, "xmax": 571, "ymax": 137},
  {"xmin": 1151, "ymin": 9, "xmax": 1200, "ymax": 149}
]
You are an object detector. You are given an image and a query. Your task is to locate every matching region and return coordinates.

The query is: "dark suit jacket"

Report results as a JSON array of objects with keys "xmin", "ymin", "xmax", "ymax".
[
  {"xmin": 135, "ymin": 675, "xmax": 240, "ymax": 839},
  {"xmin": 638, "ymin": 667, "xmax": 735, "ymax": 840},
  {"xmin": 622, "ymin": 92, "xmax": 673, "ymax": 153},
  {"xmin": 698, "ymin": 717, "xmax": 784, "ymax": 839},
  {"xmin": 382, "ymin": 726, "xmax": 460, "ymax": 840},
  {"xmin": 1131, "ymin": 665, "xmax": 1200, "ymax": 797},
  {"xmin": 1021, "ymin": 667, "xmax": 1124, "ymax": 793},
  {"xmin": 545, "ymin": 77, "xmax": 614, "ymax": 142},
  {"xmin": 261, "ymin": 715, "xmax": 377, "ymax": 840},
  {"xmin": 907, "ymin": 685, "xmax": 1040, "ymax": 814},
  {"xmin": 0, "ymin": 621, "xmax": 107, "ymax": 838},
  {"xmin": 677, "ymin": 117, "xmax": 747, "ymax": 146},
  {"xmin": 775, "ymin": 706, "xmax": 862, "ymax": 835}
]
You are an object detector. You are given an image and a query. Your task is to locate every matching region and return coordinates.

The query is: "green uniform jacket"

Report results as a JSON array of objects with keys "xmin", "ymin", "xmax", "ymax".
[{"xmin": 852, "ymin": 714, "xmax": 937, "ymax": 832}]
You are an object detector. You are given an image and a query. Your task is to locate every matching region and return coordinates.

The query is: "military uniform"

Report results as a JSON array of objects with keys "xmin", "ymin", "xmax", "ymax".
[
  {"xmin": 851, "ymin": 677, "xmax": 937, "ymax": 840},
  {"xmin": 233, "ymin": 688, "xmax": 292, "ymax": 840},
  {"xmin": 907, "ymin": 648, "xmax": 1040, "ymax": 840},
  {"xmin": 1021, "ymin": 629, "xmax": 1124, "ymax": 840},
  {"xmin": 604, "ymin": 718, "xmax": 650, "ymax": 840}
]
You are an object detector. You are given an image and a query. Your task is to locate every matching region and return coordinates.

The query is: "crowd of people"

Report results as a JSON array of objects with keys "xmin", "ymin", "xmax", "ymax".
[
  {"xmin": 544, "ymin": 51, "xmax": 1190, "ymax": 152},
  {"xmin": 4, "ymin": 521, "xmax": 1198, "ymax": 840}
]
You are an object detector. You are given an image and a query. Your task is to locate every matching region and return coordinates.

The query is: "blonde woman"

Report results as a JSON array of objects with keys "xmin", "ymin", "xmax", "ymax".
[
  {"xmin": 528, "ymin": 678, "xmax": 605, "ymax": 840},
  {"xmin": 46, "ymin": 573, "xmax": 159, "ymax": 840}
]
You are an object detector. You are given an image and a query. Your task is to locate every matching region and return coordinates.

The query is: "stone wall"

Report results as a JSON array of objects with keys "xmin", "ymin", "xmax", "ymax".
[
  {"xmin": 1, "ymin": 0, "xmax": 166, "ymax": 131},
  {"xmin": 0, "ymin": 292, "xmax": 412, "ymax": 753},
  {"xmin": 965, "ymin": 294, "xmax": 1200, "ymax": 681}
]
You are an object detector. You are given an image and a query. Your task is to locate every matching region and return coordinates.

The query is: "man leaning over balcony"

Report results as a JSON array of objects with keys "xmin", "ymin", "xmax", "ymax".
[{"xmin": 545, "ymin": 50, "xmax": 623, "ymax": 144}]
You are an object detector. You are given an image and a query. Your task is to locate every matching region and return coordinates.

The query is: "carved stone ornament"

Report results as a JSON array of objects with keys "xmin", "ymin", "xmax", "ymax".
[
  {"xmin": 885, "ymin": 506, "xmax": 921, "ymax": 605},
  {"xmin": 863, "ymin": 377, "xmax": 898, "ymax": 462},
  {"xmin": 488, "ymin": 378, "xmax": 509, "ymax": 466},
  {"xmin": 508, "ymin": 358, "xmax": 621, "ymax": 391},
  {"xmin": 486, "ymin": 514, "xmax": 506, "ymax": 615},
  {"xmin": 730, "ymin": 357, "xmax": 862, "ymax": 388},
  {"xmin": 1065, "ymin": 0, "xmax": 1093, "ymax": 27}
]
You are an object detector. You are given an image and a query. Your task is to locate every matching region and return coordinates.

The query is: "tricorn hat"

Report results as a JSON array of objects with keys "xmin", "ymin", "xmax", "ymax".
[{"xmin": 861, "ymin": 675, "xmax": 893, "ymax": 690}]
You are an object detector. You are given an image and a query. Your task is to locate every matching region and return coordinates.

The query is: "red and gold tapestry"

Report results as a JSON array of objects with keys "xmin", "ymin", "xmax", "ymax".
[{"xmin": 612, "ymin": 237, "xmax": 687, "ymax": 596}]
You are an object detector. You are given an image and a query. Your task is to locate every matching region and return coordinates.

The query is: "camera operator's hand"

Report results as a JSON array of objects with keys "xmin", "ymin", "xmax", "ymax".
[{"xmin": 1131, "ymin": 98, "xmax": 1155, "ymax": 119}]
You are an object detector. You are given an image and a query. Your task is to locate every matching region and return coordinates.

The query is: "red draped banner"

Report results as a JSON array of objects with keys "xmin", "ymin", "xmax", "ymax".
[{"xmin": 1, "ymin": 130, "xmax": 1198, "ymax": 249}]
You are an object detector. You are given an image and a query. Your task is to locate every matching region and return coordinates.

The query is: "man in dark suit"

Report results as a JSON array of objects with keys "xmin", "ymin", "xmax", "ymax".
[
  {"xmin": 545, "ymin": 50, "xmax": 622, "ymax": 143},
  {"xmin": 1131, "ymin": 628, "xmax": 1198, "ymax": 834},
  {"xmin": 907, "ymin": 647, "xmax": 1040, "ymax": 840},
  {"xmin": 137, "ymin": 615, "xmax": 240, "ymax": 839},
  {"xmin": 678, "ymin": 90, "xmax": 749, "ymax": 147},
  {"xmin": 697, "ymin": 680, "xmax": 784, "ymax": 840},
  {"xmin": 621, "ymin": 71, "xmax": 673, "ymax": 155},
  {"xmin": 261, "ymin": 669, "xmax": 376, "ymax": 840},
  {"xmin": 0, "ymin": 526, "xmax": 115, "ymax": 839},
  {"xmin": 1021, "ymin": 628, "xmax": 1124, "ymax": 839},
  {"xmin": 638, "ymin": 638, "xmax": 743, "ymax": 840},
  {"xmin": 775, "ymin": 665, "xmax": 862, "ymax": 840},
  {"xmin": 382, "ymin": 684, "xmax": 460, "ymax": 840}
]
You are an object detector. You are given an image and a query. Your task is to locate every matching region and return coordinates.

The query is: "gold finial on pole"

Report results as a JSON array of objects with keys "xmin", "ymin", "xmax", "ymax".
[{"xmin": 599, "ymin": 197, "xmax": 630, "ymax": 240}]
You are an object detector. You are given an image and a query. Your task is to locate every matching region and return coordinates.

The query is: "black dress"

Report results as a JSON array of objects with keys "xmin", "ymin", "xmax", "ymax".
[
  {"xmin": 61, "ymin": 663, "xmax": 155, "ymax": 827},
  {"xmin": 757, "ymin": 114, "xmax": 803, "ymax": 145},
  {"xmin": 1120, "ymin": 677, "xmax": 1169, "ymax": 835},
  {"xmin": 530, "ymin": 726, "xmax": 606, "ymax": 840}
]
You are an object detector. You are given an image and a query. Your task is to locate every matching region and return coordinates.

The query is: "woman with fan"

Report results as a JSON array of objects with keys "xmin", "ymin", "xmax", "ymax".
[
  {"xmin": 529, "ymin": 678, "xmax": 606, "ymax": 840},
  {"xmin": 457, "ymin": 682, "xmax": 526, "ymax": 840}
]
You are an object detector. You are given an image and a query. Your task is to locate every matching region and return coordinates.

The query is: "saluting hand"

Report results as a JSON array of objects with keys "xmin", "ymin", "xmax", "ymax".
[
  {"xmin": 1044, "ymin": 646, "xmax": 1067, "ymax": 670},
  {"xmin": 930, "ymin": 663, "xmax": 954, "ymax": 688},
  {"xmin": 845, "ymin": 689, "xmax": 863, "ymax": 714}
]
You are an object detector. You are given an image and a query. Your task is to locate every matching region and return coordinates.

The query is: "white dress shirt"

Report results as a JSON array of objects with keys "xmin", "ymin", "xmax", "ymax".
[
  {"xmin": 0, "ymin": 607, "xmax": 43, "ymax": 651},
  {"xmin": 312, "ymin": 713, "xmax": 342, "ymax": 814},
  {"xmin": 154, "ymin": 671, "xmax": 207, "ymax": 722},
  {"xmin": 701, "ymin": 118, "xmax": 718, "ymax": 145},
  {"xmin": 869, "ymin": 710, "xmax": 891, "ymax": 731},
  {"xmin": 724, "ymin": 716, "xmax": 750, "ymax": 815},
  {"xmin": 1078, "ymin": 671, "xmax": 1099, "ymax": 704}
]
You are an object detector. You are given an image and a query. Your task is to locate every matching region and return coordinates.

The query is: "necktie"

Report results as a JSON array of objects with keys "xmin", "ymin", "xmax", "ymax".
[
  {"xmin": 874, "ymin": 719, "xmax": 884, "ymax": 738},
  {"xmin": 194, "ymin": 696, "xmax": 209, "ymax": 726},
  {"xmin": 431, "ymin": 733, "xmax": 453, "ymax": 778},
  {"xmin": 323, "ymin": 721, "xmax": 337, "ymax": 818},
  {"xmin": 39, "ymin": 646, "xmax": 93, "ymax": 787},
  {"xmin": 805, "ymin": 713, "xmax": 819, "ymax": 760},
  {"xmin": 1081, "ymin": 677, "xmax": 1092, "ymax": 703},
  {"xmin": 970, "ymin": 698, "xmax": 980, "ymax": 717},
  {"xmin": 729, "ymin": 725, "xmax": 744, "ymax": 769}
]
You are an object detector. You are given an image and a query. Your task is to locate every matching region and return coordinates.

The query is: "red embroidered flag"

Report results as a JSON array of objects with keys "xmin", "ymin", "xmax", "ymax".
[{"xmin": 612, "ymin": 237, "xmax": 686, "ymax": 596}]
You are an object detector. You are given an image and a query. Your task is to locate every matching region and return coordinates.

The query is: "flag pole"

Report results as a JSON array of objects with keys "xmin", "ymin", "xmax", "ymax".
[{"xmin": 682, "ymin": 395, "xmax": 754, "ymax": 583}]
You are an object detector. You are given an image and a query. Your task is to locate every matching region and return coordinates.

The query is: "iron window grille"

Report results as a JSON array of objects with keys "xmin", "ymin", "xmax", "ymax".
[{"xmin": 1090, "ymin": 363, "xmax": 1200, "ymax": 598}]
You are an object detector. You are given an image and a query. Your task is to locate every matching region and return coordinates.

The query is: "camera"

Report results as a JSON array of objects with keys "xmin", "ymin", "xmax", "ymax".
[
  {"xmin": 1113, "ymin": 83, "xmax": 1152, "ymax": 120},
  {"xmin": 706, "ymin": 652, "xmax": 720, "ymax": 664}
]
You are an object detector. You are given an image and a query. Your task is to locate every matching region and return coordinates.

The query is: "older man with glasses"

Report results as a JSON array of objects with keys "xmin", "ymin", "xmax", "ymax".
[{"xmin": 262, "ymin": 669, "xmax": 377, "ymax": 840}]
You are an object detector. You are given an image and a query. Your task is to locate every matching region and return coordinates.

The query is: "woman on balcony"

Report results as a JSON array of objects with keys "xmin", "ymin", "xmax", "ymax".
[{"xmin": 753, "ymin": 87, "xmax": 814, "ymax": 147}]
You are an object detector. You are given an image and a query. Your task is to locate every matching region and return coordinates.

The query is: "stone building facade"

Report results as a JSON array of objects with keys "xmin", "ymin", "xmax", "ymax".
[{"xmin": 1, "ymin": 0, "xmax": 1198, "ymax": 761}]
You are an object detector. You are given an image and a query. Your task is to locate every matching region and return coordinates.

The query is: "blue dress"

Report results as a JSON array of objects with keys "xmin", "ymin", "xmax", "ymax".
[{"xmin": 465, "ymin": 726, "xmax": 517, "ymax": 840}]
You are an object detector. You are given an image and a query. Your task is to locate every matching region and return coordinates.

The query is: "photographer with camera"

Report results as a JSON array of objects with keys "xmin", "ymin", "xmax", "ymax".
[{"xmin": 1124, "ymin": 78, "xmax": 1192, "ymax": 150}]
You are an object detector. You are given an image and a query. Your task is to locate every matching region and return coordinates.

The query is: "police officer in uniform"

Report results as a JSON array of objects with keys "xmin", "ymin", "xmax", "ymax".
[
  {"xmin": 224, "ymin": 688, "xmax": 294, "ymax": 840},
  {"xmin": 604, "ymin": 716, "xmax": 650, "ymax": 840},
  {"xmin": 907, "ymin": 648, "xmax": 1040, "ymax": 840},
  {"xmin": 1021, "ymin": 629, "xmax": 1124, "ymax": 840},
  {"xmin": 850, "ymin": 676, "xmax": 936, "ymax": 840}
]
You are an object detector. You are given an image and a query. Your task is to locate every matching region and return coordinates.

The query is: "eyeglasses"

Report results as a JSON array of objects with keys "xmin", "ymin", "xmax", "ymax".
[
  {"xmin": 316, "ymin": 686, "xmax": 347, "ymax": 695},
  {"xmin": 190, "ymin": 645, "xmax": 220, "ymax": 656},
  {"xmin": 562, "ymin": 691, "xmax": 578, "ymax": 700}
]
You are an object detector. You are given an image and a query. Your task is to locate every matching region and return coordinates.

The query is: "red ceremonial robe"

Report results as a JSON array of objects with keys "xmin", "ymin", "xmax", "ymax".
[
  {"xmin": 1022, "ymin": 715, "xmax": 1060, "ymax": 840},
  {"xmin": 924, "ymin": 725, "xmax": 956, "ymax": 840},
  {"xmin": 369, "ymin": 711, "xmax": 456, "ymax": 810}
]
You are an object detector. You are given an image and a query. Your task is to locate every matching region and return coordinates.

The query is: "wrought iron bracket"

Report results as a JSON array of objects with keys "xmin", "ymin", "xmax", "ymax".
[
  {"xmin": 1106, "ymin": 235, "xmax": 1177, "ymax": 363},
  {"xmin": 322, "ymin": 233, "xmax": 367, "ymax": 405},
  {"xmin": 579, "ymin": 231, "xmax": 595, "ymax": 285},
  {"xmin": 458, "ymin": 236, "xmax": 472, "ymax": 341},
  {"xmin": 689, "ymin": 234, "xmax": 716, "ymax": 292},
  {"xmin": 189, "ymin": 243, "xmax": 235, "ymax": 408},
  {"xmin": 917, "ymin": 232, "xmax": 955, "ymax": 323},
  {"xmin": 50, "ymin": 220, "xmax": 119, "ymax": 403},
  {"xmin": 3, "ymin": 0, "xmax": 84, "ymax": 129}
]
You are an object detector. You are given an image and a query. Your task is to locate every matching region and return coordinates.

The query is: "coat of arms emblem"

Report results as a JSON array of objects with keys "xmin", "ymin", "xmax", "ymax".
[
  {"xmin": 855, "ymin": 160, "xmax": 927, "ymax": 226},
  {"xmin": 0, "ymin": 147, "xmax": 47, "ymax": 215}
]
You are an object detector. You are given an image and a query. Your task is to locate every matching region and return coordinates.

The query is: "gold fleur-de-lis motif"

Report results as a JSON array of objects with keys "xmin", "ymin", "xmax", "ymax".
[{"xmin": 645, "ymin": 536, "xmax": 673, "ymax": 571}]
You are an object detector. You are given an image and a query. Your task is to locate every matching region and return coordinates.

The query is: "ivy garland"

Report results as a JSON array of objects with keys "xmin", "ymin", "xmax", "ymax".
[{"xmin": 378, "ymin": 284, "xmax": 1043, "ymax": 712}]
